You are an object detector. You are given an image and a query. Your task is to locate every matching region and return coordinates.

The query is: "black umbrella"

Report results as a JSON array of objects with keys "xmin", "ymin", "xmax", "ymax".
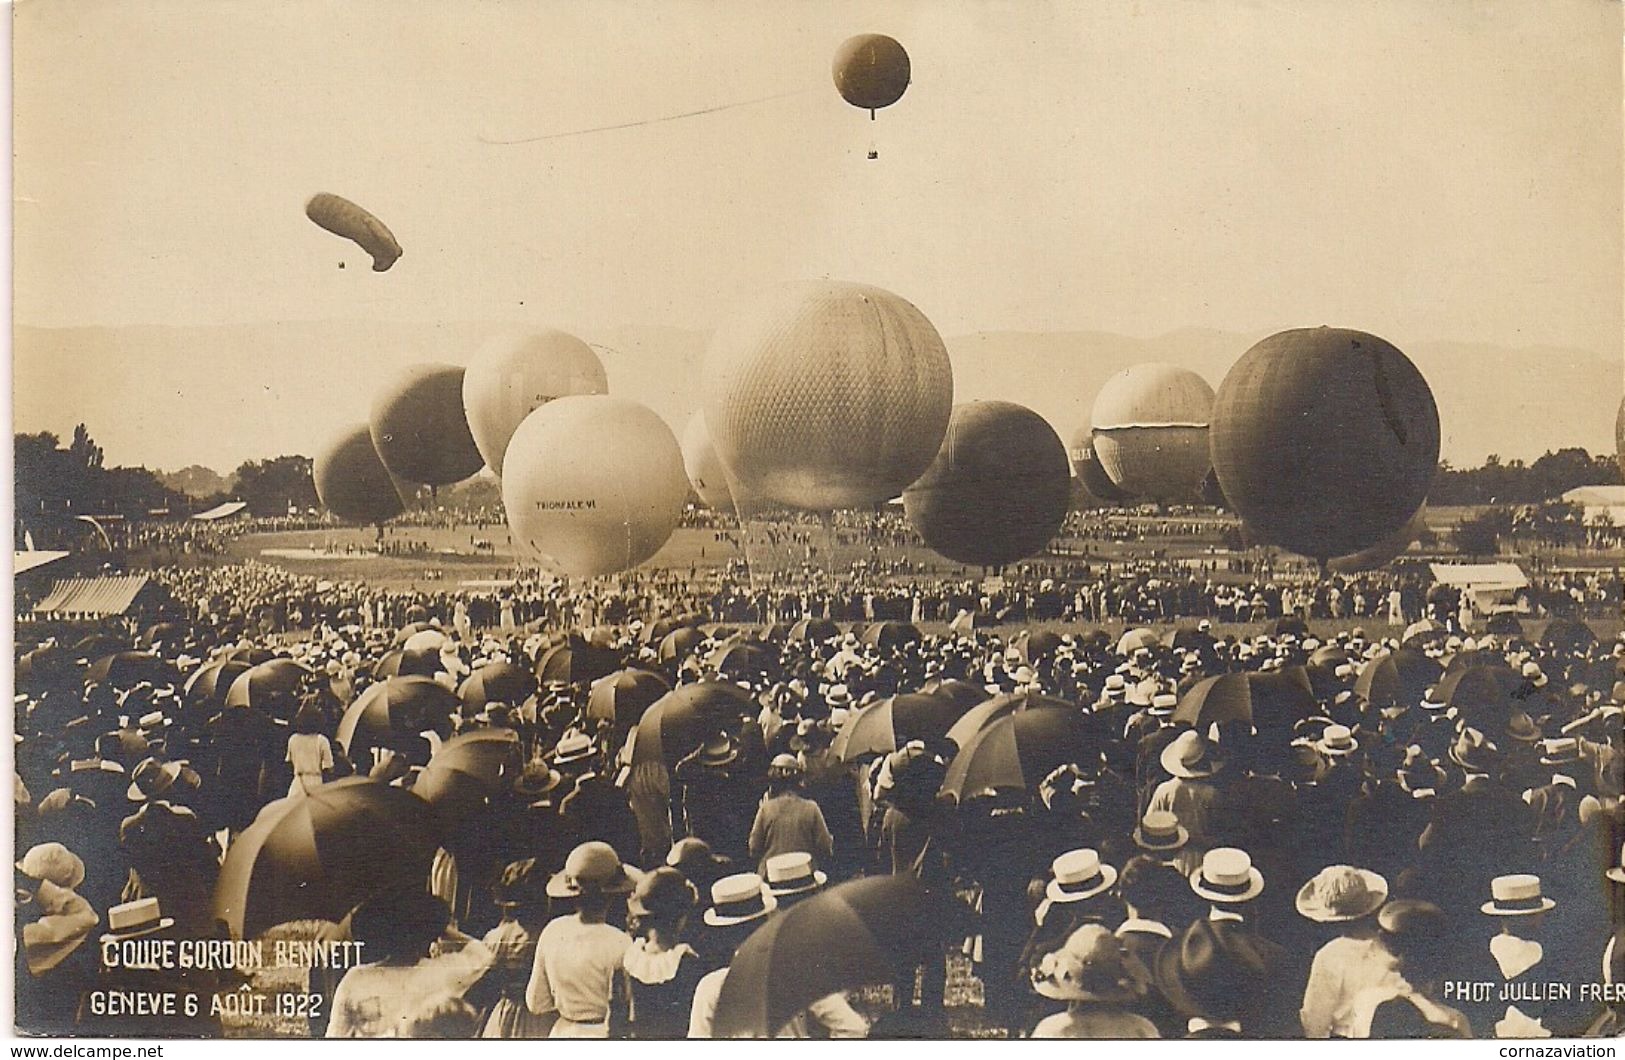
[
  {"xmin": 941, "ymin": 705, "xmax": 1086, "ymax": 801},
  {"xmin": 919, "ymin": 678, "xmax": 989, "ymax": 712},
  {"xmin": 831, "ymin": 692, "xmax": 970, "ymax": 762},
  {"xmin": 1351, "ymin": 649, "xmax": 1440, "ymax": 709},
  {"xmin": 861, "ymin": 621, "xmax": 921, "ymax": 652},
  {"xmin": 657, "ymin": 627, "xmax": 706, "ymax": 665},
  {"xmin": 1173, "ymin": 670, "xmax": 1316, "ymax": 729},
  {"xmin": 85, "ymin": 652, "xmax": 175, "ymax": 690},
  {"xmin": 536, "ymin": 639, "xmax": 620, "ymax": 686},
  {"xmin": 1541, "ymin": 618, "xmax": 1598, "ymax": 655},
  {"xmin": 707, "ymin": 641, "xmax": 775, "ymax": 682},
  {"xmin": 1271, "ymin": 616, "xmax": 1310, "ymax": 638},
  {"xmin": 944, "ymin": 690, "xmax": 1070, "ymax": 749},
  {"xmin": 1015, "ymin": 629, "xmax": 1064, "ymax": 664},
  {"xmin": 456, "ymin": 661, "xmax": 537, "ymax": 716},
  {"xmin": 337, "ymin": 676, "xmax": 458, "ymax": 761},
  {"xmin": 788, "ymin": 617, "xmax": 841, "ymax": 645},
  {"xmin": 183, "ymin": 659, "xmax": 253, "ymax": 716},
  {"xmin": 632, "ymin": 681, "xmax": 753, "ymax": 768},
  {"xmin": 1484, "ymin": 613, "xmax": 1525, "ymax": 637},
  {"xmin": 374, "ymin": 646, "xmax": 442, "ymax": 679},
  {"xmin": 586, "ymin": 668, "xmax": 672, "ymax": 729}
]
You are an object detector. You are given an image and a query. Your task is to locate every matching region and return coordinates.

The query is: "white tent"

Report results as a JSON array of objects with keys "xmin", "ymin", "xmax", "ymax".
[
  {"xmin": 1429, "ymin": 562, "xmax": 1530, "ymax": 615},
  {"xmin": 192, "ymin": 501, "xmax": 248, "ymax": 522}
]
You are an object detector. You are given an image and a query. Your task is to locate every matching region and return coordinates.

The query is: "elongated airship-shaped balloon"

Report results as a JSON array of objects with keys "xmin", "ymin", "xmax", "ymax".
[
  {"xmin": 904, "ymin": 401, "xmax": 1071, "ymax": 568},
  {"xmin": 681, "ymin": 411, "xmax": 733, "ymax": 511},
  {"xmin": 1068, "ymin": 425, "xmax": 1134, "ymax": 503},
  {"xmin": 1328, "ymin": 503, "xmax": 1427, "ymax": 574},
  {"xmin": 305, "ymin": 193, "xmax": 402, "ymax": 272},
  {"xmin": 833, "ymin": 34, "xmax": 911, "ymax": 114},
  {"xmin": 370, "ymin": 363, "xmax": 486, "ymax": 487},
  {"xmin": 314, "ymin": 424, "xmax": 407, "ymax": 525},
  {"xmin": 1091, "ymin": 364, "xmax": 1215, "ymax": 503},
  {"xmin": 1210, "ymin": 327, "xmax": 1439, "ymax": 562},
  {"xmin": 503, "ymin": 396, "xmax": 688, "ymax": 578},
  {"xmin": 462, "ymin": 330, "xmax": 608, "ymax": 476},
  {"xmin": 702, "ymin": 280, "xmax": 953, "ymax": 512}
]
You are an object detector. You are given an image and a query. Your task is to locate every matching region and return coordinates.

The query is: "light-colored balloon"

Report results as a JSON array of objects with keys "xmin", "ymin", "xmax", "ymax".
[
  {"xmin": 702, "ymin": 280, "xmax": 953, "ymax": 511},
  {"xmin": 681, "ymin": 410, "xmax": 732, "ymax": 510},
  {"xmin": 462, "ymin": 330, "xmax": 608, "ymax": 476},
  {"xmin": 503, "ymin": 396, "xmax": 687, "ymax": 577},
  {"xmin": 1090, "ymin": 364, "xmax": 1214, "ymax": 502}
]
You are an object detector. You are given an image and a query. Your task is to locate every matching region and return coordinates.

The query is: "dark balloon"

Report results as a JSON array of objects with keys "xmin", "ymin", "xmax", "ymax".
[
  {"xmin": 369, "ymin": 363, "xmax": 485, "ymax": 487},
  {"xmin": 305, "ymin": 193, "xmax": 402, "ymax": 272},
  {"xmin": 1068, "ymin": 425, "xmax": 1134, "ymax": 503},
  {"xmin": 832, "ymin": 34, "xmax": 910, "ymax": 112},
  {"xmin": 904, "ymin": 401, "xmax": 1071, "ymax": 568},
  {"xmin": 314, "ymin": 424, "xmax": 406, "ymax": 525},
  {"xmin": 1210, "ymin": 327, "xmax": 1439, "ymax": 562}
]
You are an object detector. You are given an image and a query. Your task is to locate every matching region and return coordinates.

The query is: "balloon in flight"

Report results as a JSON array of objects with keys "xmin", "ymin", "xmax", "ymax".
[
  {"xmin": 1090, "ymin": 363, "xmax": 1215, "ymax": 503},
  {"xmin": 369, "ymin": 363, "xmax": 486, "ymax": 487},
  {"xmin": 461, "ymin": 330, "xmax": 608, "ymax": 476},
  {"xmin": 305, "ymin": 193, "xmax": 402, "ymax": 272},
  {"xmin": 681, "ymin": 411, "xmax": 733, "ymax": 511},
  {"xmin": 313, "ymin": 424, "xmax": 406, "ymax": 525},
  {"xmin": 904, "ymin": 401, "xmax": 1072, "ymax": 568},
  {"xmin": 702, "ymin": 280, "xmax": 953, "ymax": 512},
  {"xmin": 503, "ymin": 396, "xmax": 688, "ymax": 578},
  {"xmin": 832, "ymin": 34, "xmax": 910, "ymax": 113},
  {"xmin": 1209, "ymin": 327, "xmax": 1439, "ymax": 562}
]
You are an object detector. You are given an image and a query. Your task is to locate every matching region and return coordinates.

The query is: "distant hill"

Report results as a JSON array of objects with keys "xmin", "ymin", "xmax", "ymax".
[
  {"xmin": 13, "ymin": 320, "xmax": 1619, "ymax": 470},
  {"xmin": 158, "ymin": 464, "xmax": 229, "ymax": 499}
]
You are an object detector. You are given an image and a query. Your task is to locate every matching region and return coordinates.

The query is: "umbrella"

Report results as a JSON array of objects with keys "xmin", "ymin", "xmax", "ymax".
[
  {"xmin": 1444, "ymin": 649, "xmax": 1514, "ymax": 676},
  {"xmin": 71, "ymin": 634, "xmax": 130, "ymax": 663},
  {"xmin": 403, "ymin": 605, "xmax": 431, "ymax": 624},
  {"xmin": 707, "ymin": 642, "xmax": 775, "ymax": 681},
  {"xmin": 1271, "ymin": 616, "xmax": 1310, "ymax": 638},
  {"xmin": 1402, "ymin": 618, "xmax": 1442, "ymax": 642},
  {"xmin": 657, "ymin": 627, "xmax": 706, "ymax": 665},
  {"xmin": 788, "ymin": 617, "xmax": 841, "ymax": 645},
  {"xmin": 1164, "ymin": 627, "xmax": 1215, "ymax": 652},
  {"xmin": 713, "ymin": 875, "xmax": 939, "ymax": 1038},
  {"xmin": 632, "ymin": 681, "xmax": 753, "ymax": 768},
  {"xmin": 941, "ymin": 705, "xmax": 1086, "ymax": 801},
  {"xmin": 587, "ymin": 668, "xmax": 672, "ymax": 729},
  {"xmin": 85, "ymin": 651, "xmax": 175, "ymax": 690},
  {"xmin": 831, "ymin": 693, "xmax": 969, "ymax": 762},
  {"xmin": 944, "ymin": 690, "xmax": 1069, "ymax": 749},
  {"xmin": 1116, "ymin": 628, "xmax": 1160, "ymax": 655},
  {"xmin": 861, "ymin": 621, "xmax": 921, "ymax": 652},
  {"xmin": 456, "ymin": 661, "xmax": 537, "ymax": 716},
  {"xmin": 183, "ymin": 659, "xmax": 253, "ymax": 716},
  {"xmin": 1433, "ymin": 666, "xmax": 1514, "ymax": 728},
  {"xmin": 919, "ymin": 678, "xmax": 989, "ymax": 712},
  {"xmin": 411, "ymin": 728, "xmax": 524, "ymax": 824},
  {"xmin": 1015, "ymin": 629, "xmax": 1063, "ymax": 664},
  {"xmin": 1541, "ymin": 619, "xmax": 1598, "ymax": 655},
  {"xmin": 639, "ymin": 617, "xmax": 686, "ymax": 645},
  {"xmin": 16, "ymin": 645, "xmax": 74, "ymax": 690},
  {"xmin": 536, "ymin": 639, "xmax": 620, "ymax": 686},
  {"xmin": 374, "ymin": 646, "xmax": 442, "ymax": 679},
  {"xmin": 337, "ymin": 676, "xmax": 458, "ymax": 759},
  {"xmin": 212, "ymin": 777, "xmax": 441, "ymax": 939},
  {"xmin": 140, "ymin": 622, "xmax": 187, "ymax": 650},
  {"xmin": 226, "ymin": 658, "xmax": 313, "ymax": 706},
  {"xmin": 1484, "ymin": 613, "xmax": 1525, "ymax": 637},
  {"xmin": 761, "ymin": 622, "xmax": 791, "ymax": 643},
  {"xmin": 1306, "ymin": 646, "xmax": 1351, "ymax": 698},
  {"xmin": 224, "ymin": 647, "xmax": 277, "ymax": 666},
  {"xmin": 1173, "ymin": 671, "xmax": 1316, "ymax": 729},
  {"xmin": 1352, "ymin": 649, "xmax": 1440, "ymax": 709}
]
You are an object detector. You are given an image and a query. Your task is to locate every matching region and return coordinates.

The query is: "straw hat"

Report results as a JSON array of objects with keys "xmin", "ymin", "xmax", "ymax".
[
  {"xmin": 763, "ymin": 851, "xmax": 826, "ymax": 897},
  {"xmin": 1045, "ymin": 848, "xmax": 1118, "ymax": 903},
  {"xmin": 545, "ymin": 841, "xmax": 636, "ymax": 898},
  {"xmin": 126, "ymin": 757, "xmax": 200, "ymax": 803},
  {"xmin": 1031, "ymin": 924, "xmax": 1143, "ymax": 1003},
  {"xmin": 16, "ymin": 843, "xmax": 86, "ymax": 890},
  {"xmin": 1133, "ymin": 810, "xmax": 1189, "ymax": 852},
  {"xmin": 1313, "ymin": 724, "xmax": 1360, "ymax": 758},
  {"xmin": 1190, "ymin": 847, "xmax": 1264, "ymax": 904},
  {"xmin": 1480, "ymin": 874, "xmax": 1555, "ymax": 916},
  {"xmin": 1160, "ymin": 730, "xmax": 1222, "ymax": 779},
  {"xmin": 703, "ymin": 873, "xmax": 777, "ymax": 927},
  {"xmin": 1295, "ymin": 865, "xmax": 1389, "ymax": 922},
  {"xmin": 767, "ymin": 753, "xmax": 804, "ymax": 780},
  {"xmin": 102, "ymin": 897, "xmax": 174, "ymax": 941},
  {"xmin": 696, "ymin": 732, "xmax": 740, "ymax": 767},
  {"xmin": 550, "ymin": 730, "xmax": 597, "ymax": 766}
]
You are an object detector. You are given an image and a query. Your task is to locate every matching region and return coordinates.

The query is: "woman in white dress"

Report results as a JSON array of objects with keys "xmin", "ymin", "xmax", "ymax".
[{"xmin": 286, "ymin": 703, "xmax": 334, "ymax": 798}]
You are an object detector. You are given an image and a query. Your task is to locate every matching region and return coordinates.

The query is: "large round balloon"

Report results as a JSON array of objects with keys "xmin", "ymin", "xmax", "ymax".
[
  {"xmin": 462, "ymin": 330, "xmax": 608, "ymax": 476},
  {"xmin": 369, "ymin": 363, "xmax": 485, "ymax": 487},
  {"xmin": 1328, "ymin": 503, "xmax": 1427, "ymax": 573},
  {"xmin": 702, "ymin": 280, "xmax": 953, "ymax": 511},
  {"xmin": 904, "ymin": 402, "xmax": 1071, "ymax": 568},
  {"xmin": 681, "ymin": 410, "xmax": 732, "ymax": 510},
  {"xmin": 314, "ymin": 423, "xmax": 406, "ymax": 525},
  {"xmin": 1067, "ymin": 425, "xmax": 1134, "ymax": 503},
  {"xmin": 305, "ymin": 193, "xmax": 402, "ymax": 272},
  {"xmin": 503, "ymin": 396, "xmax": 687, "ymax": 577},
  {"xmin": 832, "ymin": 34, "xmax": 910, "ymax": 113},
  {"xmin": 1090, "ymin": 364, "xmax": 1214, "ymax": 502},
  {"xmin": 1210, "ymin": 327, "xmax": 1439, "ymax": 561}
]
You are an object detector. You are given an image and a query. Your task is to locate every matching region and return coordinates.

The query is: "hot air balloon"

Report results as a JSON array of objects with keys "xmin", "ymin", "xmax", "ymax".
[
  {"xmin": 903, "ymin": 401, "xmax": 1071, "ymax": 568},
  {"xmin": 1209, "ymin": 328, "xmax": 1439, "ymax": 562},
  {"xmin": 369, "ymin": 363, "xmax": 485, "ymax": 487},
  {"xmin": 503, "ymin": 395, "xmax": 687, "ymax": 577},
  {"xmin": 461, "ymin": 330, "xmax": 608, "ymax": 476},
  {"xmin": 1328, "ymin": 503, "xmax": 1427, "ymax": 574},
  {"xmin": 702, "ymin": 281, "xmax": 953, "ymax": 512},
  {"xmin": 681, "ymin": 410, "xmax": 733, "ymax": 510},
  {"xmin": 1067, "ymin": 426, "xmax": 1133, "ymax": 504},
  {"xmin": 833, "ymin": 34, "xmax": 910, "ymax": 114},
  {"xmin": 1616, "ymin": 396, "xmax": 1624, "ymax": 480},
  {"xmin": 305, "ymin": 193, "xmax": 402, "ymax": 272},
  {"xmin": 314, "ymin": 424, "xmax": 406, "ymax": 525},
  {"xmin": 1090, "ymin": 364, "xmax": 1214, "ymax": 503}
]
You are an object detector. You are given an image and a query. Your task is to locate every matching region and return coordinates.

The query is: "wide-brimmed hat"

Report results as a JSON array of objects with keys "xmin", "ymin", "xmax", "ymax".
[
  {"xmin": 627, "ymin": 866, "xmax": 699, "ymax": 921},
  {"xmin": 696, "ymin": 732, "xmax": 739, "ymax": 767},
  {"xmin": 1161, "ymin": 730, "xmax": 1223, "ymax": 779},
  {"xmin": 546, "ymin": 841, "xmax": 636, "ymax": 898},
  {"xmin": 1045, "ymin": 848, "xmax": 1118, "ymax": 903},
  {"xmin": 1605, "ymin": 844, "xmax": 1625, "ymax": 885},
  {"xmin": 767, "ymin": 753, "xmax": 804, "ymax": 780},
  {"xmin": 1396, "ymin": 745, "xmax": 1445, "ymax": 793},
  {"xmin": 1540, "ymin": 737, "xmax": 1583, "ymax": 768},
  {"xmin": 102, "ymin": 897, "xmax": 174, "ymax": 941},
  {"xmin": 514, "ymin": 762, "xmax": 563, "ymax": 798},
  {"xmin": 703, "ymin": 872, "xmax": 778, "ymax": 927},
  {"xmin": 126, "ymin": 757, "xmax": 200, "ymax": 803},
  {"xmin": 1031, "ymin": 924, "xmax": 1143, "ymax": 1002},
  {"xmin": 1521, "ymin": 661, "xmax": 1548, "ymax": 688},
  {"xmin": 1155, "ymin": 918, "xmax": 1279, "ymax": 1022},
  {"xmin": 763, "ymin": 851, "xmax": 826, "ymax": 897},
  {"xmin": 1295, "ymin": 865, "xmax": 1389, "ymax": 922},
  {"xmin": 16, "ymin": 842, "xmax": 86, "ymax": 890},
  {"xmin": 1313, "ymin": 724, "xmax": 1359, "ymax": 758},
  {"xmin": 551, "ymin": 730, "xmax": 597, "ymax": 766},
  {"xmin": 1134, "ymin": 810, "xmax": 1189, "ymax": 852},
  {"xmin": 1420, "ymin": 685, "xmax": 1447, "ymax": 712},
  {"xmin": 1149, "ymin": 693, "xmax": 1178, "ymax": 717},
  {"xmin": 1503, "ymin": 711, "xmax": 1542, "ymax": 745},
  {"xmin": 1448, "ymin": 727, "xmax": 1500, "ymax": 774},
  {"xmin": 1190, "ymin": 847, "xmax": 1264, "ymax": 904},
  {"xmin": 824, "ymin": 684, "xmax": 853, "ymax": 708},
  {"xmin": 1481, "ymin": 873, "xmax": 1555, "ymax": 916}
]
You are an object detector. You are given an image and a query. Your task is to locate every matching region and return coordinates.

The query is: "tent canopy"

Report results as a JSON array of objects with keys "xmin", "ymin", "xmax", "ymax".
[
  {"xmin": 1429, "ymin": 563, "xmax": 1529, "ymax": 591},
  {"xmin": 32, "ymin": 575, "xmax": 156, "ymax": 619},
  {"xmin": 193, "ymin": 501, "xmax": 248, "ymax": 522},
  {"xmin": 13, "ymin": 551, "xmax": 70, "ymax": 577}
]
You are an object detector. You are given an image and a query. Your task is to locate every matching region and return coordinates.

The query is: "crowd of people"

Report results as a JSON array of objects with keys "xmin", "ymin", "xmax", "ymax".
[{"xmin": 12, "ymin": 554, "xmax": 1625, "ymax": 1040}]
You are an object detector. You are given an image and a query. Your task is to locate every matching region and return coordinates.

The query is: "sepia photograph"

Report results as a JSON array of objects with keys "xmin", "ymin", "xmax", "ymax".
[{"xmin": 9, "ymin": 0, "xmax": 1625, "ymax": 1044}]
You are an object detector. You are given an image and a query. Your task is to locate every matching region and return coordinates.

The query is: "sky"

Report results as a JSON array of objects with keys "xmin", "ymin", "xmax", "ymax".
[{"xmin": 12, "ymin": 0, "xmax": 1624, "ymax": 467}]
